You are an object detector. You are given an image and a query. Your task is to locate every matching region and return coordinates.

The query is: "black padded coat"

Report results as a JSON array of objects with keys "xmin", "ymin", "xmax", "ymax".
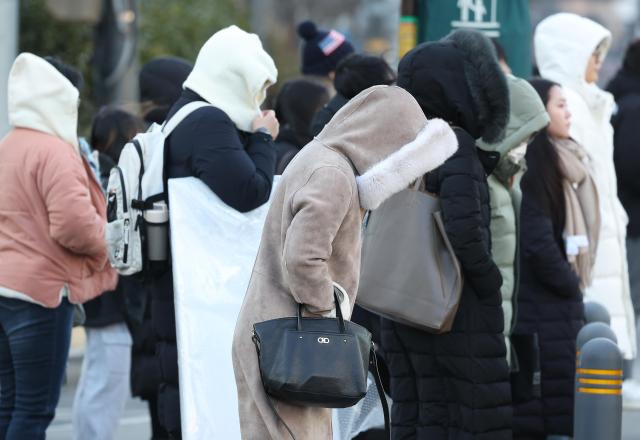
[
  {"xmin": 512, "ymin": 166, "xmax": 583, "ymax": 438},
  {"xmin": 380, "ymin": 38, "xmax": 512, "ymax": 440}
]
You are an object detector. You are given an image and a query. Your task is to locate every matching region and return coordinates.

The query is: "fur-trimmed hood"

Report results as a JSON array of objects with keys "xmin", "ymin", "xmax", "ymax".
[
  {"xmin": 316, "ymin": 85, "xmax": 458, "ymax": 210},
  {"xmin": 397, "ymin": 29, "xmax": 509, "ymax": 143}
]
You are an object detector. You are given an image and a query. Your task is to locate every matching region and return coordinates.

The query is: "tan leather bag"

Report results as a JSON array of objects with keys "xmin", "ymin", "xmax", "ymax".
[{"xmin": 357, "ymin": 182, "xmax": 463, "ymax": 333}]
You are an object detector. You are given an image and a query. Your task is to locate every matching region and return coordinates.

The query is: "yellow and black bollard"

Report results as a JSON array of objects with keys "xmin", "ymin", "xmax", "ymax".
[{"xmin": 574, "ymin": 337, "xmax": 623, "ymax": 440}]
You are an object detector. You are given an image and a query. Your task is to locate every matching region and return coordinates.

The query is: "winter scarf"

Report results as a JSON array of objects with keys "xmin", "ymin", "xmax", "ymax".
[{"xmin": 556, "ymin": 138, "xmax": 600, "ymax": 288}]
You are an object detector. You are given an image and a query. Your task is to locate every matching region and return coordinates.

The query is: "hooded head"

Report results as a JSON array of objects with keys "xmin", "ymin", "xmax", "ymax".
[
  {"xmin": 479, "ymin": 75, "xmax": 549, "ymax": 182},
  {"xmin": 316, "ymin": 85, "xmax": 458, "ymax": 210},
  {"xmin": 397, "ymin": 29, "xmax": 509, "ymax": 143},
  {"xmin": 183, "ymin": 25, "xmax": 277, "ymax": 132},
  {"xmin": 8, "ymin": 53, "xmax": 80, "ymax": 151},
  {"xmin": 297, "ymin": 20, "xmax": 355, "ymax": 76},
  {"xmin": 535, "ymin": 13, "xmax": 611, "ymax": 90}
]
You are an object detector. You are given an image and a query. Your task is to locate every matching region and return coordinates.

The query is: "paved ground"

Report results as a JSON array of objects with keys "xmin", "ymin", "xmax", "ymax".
[
  {"xmin": 47, "ymin": 327, "xmax": 640, "ymax": 439},
  {"xmin": 623, "ymin": 410, "xmax": 640, "ymax": 440},
  {"xmin": 47, "ymin": 356, "xmax": 640, "ymax": 439},
  {"xmin": 47, "ymin": 355, "xmax": 151, "ymax": 440}
]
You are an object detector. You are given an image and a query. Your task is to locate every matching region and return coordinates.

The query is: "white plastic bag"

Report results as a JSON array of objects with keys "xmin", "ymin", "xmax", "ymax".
[
  {"xmin": 332, "ymin": 372, "xmax": 390, "ymax": 439},
  {"xmin": 169, "ymin": 177, "xmax": 278, "ymax": 440}
]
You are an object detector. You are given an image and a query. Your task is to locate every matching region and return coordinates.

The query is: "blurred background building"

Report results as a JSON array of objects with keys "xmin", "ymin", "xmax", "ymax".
[{"xmin": 1, "ymin": 0, "xmax": 639, "ymax": 136}]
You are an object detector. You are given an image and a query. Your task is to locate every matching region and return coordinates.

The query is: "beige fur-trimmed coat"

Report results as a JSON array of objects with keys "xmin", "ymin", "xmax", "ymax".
[{"xmin": 232, "ymin": 85, "xmax": 458, "ymax": 439}]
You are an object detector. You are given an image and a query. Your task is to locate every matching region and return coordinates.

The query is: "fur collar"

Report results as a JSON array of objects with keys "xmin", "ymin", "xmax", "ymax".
[
  {"xmin": 445, "ymin": 29, "xmax": 510, "ymax": 144},
  {"xmin": 356, "ymin": 118, "xmax": 457, "ymax": 210}
]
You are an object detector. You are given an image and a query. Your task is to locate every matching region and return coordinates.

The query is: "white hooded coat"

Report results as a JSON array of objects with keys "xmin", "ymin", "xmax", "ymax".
[{"xmin": 535, "ymin": 13, "xmax": 636, "ymax": 359}]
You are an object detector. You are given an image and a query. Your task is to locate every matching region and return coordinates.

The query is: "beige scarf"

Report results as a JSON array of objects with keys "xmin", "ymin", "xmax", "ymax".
[{"xmin": 555, "ymin": 138, "xmax": 600, "ymax": 289}]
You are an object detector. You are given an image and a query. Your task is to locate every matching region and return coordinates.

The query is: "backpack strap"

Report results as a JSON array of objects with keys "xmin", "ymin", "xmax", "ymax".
[{"xmin": 161, "ymin": 101, "xmax": 211, "ymax": 136}]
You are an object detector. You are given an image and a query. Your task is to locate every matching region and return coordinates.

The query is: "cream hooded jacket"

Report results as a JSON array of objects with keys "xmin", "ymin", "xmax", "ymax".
[
  {"xmin": 183, "ymin": 25, "xmax": 277, "ymax": 132},
  {"xmin": 535, "ymin": 13, "xmax": 636, "ymax": 359},
  {"xmin": 0, "ymin": 53, "xmax": 117, "ymax": 307},
  {"xmin": 232, "ymin": 85, "xmax": 458, "ymax": 440}
]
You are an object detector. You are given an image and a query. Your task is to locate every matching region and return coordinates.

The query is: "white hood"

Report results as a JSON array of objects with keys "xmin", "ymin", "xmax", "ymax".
[
  {"xmin": 183, "ymin": 25, "xmax": 277, "ymax": 132},
  {"xmin": 535, "ymin": 13, "xmax": 611, "ymax": 91},
  {"xmin": 8, "ymin": 53, "xmax": 80, "ymax": 151}
]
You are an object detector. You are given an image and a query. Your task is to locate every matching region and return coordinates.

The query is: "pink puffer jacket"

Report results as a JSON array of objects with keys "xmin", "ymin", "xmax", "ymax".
[{"xmin": 0, "ymin": 53, "xmax": 117, "ymax": 307}]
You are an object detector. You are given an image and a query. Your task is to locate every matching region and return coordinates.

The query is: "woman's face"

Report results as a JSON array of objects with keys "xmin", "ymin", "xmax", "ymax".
[
  {"xmin": 546, "ymin": 85, "xmax": 571, "ymax": 140},
  {"xmin": 585, "ymin": 45, "xmax": 605, "ymax": 84}
]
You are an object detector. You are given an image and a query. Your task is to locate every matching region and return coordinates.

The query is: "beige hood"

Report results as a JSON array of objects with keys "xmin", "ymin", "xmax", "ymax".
[
  {"xmin": 183, "ymin": 25, "xmax": 277, "ymax": 132},
  {"xmin": 316, "ymin": 85, "xmax": 458, "ymax": 210},
  {"xmin": 8, "ymin": 53, "xmax": 80, "ymax": 151}
]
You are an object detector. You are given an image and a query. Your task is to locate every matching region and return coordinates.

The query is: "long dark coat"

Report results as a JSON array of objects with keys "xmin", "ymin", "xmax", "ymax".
[
  {"xmin": 512, "ymin": 170, "xmax": 584, "ymax": 439},
  {"xmin": 380, "ymin": 35, "xmax": 512, "ymax": 440}
]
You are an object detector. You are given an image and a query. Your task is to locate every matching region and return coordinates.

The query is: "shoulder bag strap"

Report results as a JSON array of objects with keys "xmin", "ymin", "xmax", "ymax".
[
  {"xmin": 370, "ymin": 343, "xmax": 391, "ymax": 439},
  {"xmin": 161, "ymin": 101, "xmax": 211, "ymax": 136}
]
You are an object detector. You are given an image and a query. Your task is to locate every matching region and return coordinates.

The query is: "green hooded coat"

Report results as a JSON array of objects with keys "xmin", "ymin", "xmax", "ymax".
[{"xmin": 479, "ymin": 75, "xmax": 549, "ymax": 364}]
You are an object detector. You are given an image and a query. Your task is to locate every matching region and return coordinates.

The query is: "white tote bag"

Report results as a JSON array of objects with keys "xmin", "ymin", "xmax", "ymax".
[{"xmin": 169, "ymin": 177, "xmax": 278, "ymax": 440}]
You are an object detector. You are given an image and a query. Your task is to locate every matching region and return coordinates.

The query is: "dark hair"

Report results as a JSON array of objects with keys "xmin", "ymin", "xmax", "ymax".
[
  {"xmin": 523, "ymin": 77, "xmax": 565, "ymax": 228},
  {"xmin": 44, "ymin": 56, "xmax": 83, "ymax": 91},
  {"xmin": 139, "ymin": 56, "xmax": 193, "ymax": 124},
  {"xmin": 90, "ymin": 107, "xmax": 143, "ymax": 163},
  {"xmin": 275, "ymin": 79, "xmax": 330, "ymax": 147},
  {"xmin": 623, "ymin": 38, "xmax": 640, "ymax": 76},
  {"xmin": 334, "ymin": 54, "xmax": 396, "ymax": 99},
  {"xmin": 491, "ymin": 39, "xmax": 508, "ymax": 63}
]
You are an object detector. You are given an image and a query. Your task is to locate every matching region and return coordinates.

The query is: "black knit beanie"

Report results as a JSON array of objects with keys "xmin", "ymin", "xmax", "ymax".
[
  {"xmin": 139, "ymin": 56, "xmax": 192, "ymax": 124},
  {"xmin": 297, "ymin": 20, "xmax": 355, "ymax": 76}
]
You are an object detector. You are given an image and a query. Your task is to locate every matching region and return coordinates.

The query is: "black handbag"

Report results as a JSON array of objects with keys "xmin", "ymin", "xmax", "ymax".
[{"xmin": 252, "ymin": 289, "xmax": 390, "ymax": 439}]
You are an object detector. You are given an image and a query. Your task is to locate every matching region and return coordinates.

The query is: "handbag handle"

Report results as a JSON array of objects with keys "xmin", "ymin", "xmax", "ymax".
[{"xmin": 296, "ymin": 288, "xmax": 346, "ymax": 333}]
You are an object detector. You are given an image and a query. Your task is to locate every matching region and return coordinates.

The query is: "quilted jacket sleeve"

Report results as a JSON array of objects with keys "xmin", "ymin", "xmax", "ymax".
[
  {"xmin": 190, "ymin": 109, "xmax": 277, "ymax": 213},
  {"xmin": 282, "ymin": 166, "xmax": 353, "ymax": 314},
  {"xmin": 437, "ymin": 136, "xmax": 503, "ymax": 298},
  {"xmin": 520, "ymin": 189, "xmax": 581, "ymax": 297},
  {"xmin": 39, "ymin": 145, "xmax": 107, "ymax": 259}
]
